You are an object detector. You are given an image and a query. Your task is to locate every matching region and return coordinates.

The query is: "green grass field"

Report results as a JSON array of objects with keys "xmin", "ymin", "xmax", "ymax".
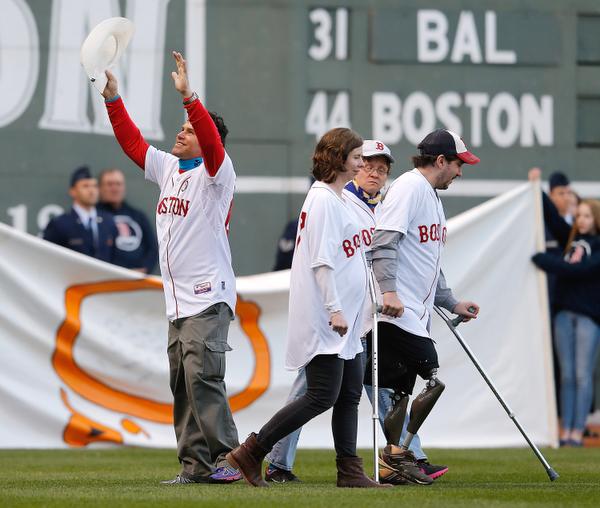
[{"xmin": 1, "ymin": 448, "xmax": 599, "ymax": 507}]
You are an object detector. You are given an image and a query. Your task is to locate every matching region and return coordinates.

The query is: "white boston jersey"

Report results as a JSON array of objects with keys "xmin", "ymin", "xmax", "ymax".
[
  {"xmin": 145, "ymin": 146, "xmax": 236, "ymax": 321},
  {"xmin": 375, "ymin": 168, "xmax": 446, "ymax": 337},
  {"xmin": 343, "ymin": 189, "xmax": 381, "ymax": 338},
  {"xmin": 286, "ymin": 182, "xmax": 368, "ymax": 370}
]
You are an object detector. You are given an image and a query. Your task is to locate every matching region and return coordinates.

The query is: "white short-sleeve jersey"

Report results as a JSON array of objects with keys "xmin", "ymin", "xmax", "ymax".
[
  {"xmin": 144, "ymin": 146, "xmax": 236, "ymax": 321},
  {"xmin": 285, "ymin": 182, "xmax": 368, "ymax": 370},
  {"xmin": 375, "ymin": 169, "xmax": 447, "ymax": 337},
  {"xmin": 343, "ymin": 189, "xmax": 381, "ymax": 338}
]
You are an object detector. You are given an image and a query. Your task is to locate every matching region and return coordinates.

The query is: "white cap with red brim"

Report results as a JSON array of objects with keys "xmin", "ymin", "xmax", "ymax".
[{"xmin": 80, "ymin": 17, "xmax": 134, "ymax": 94}]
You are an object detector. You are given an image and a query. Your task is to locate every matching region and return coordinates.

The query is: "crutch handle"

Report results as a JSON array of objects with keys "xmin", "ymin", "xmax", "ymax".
[{"xmin": 450, "ymin": 306, "xmax": 477, "ymax": 327}]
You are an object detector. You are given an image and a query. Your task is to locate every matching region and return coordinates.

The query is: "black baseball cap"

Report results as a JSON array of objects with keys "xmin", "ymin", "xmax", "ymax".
[
  {"xmin": 418, "ymin": 129, "xmax": 480, "ymax": 165},
  {"xmin": 70, "ymin": 166, "xmax": 93, "ymax": 187}
]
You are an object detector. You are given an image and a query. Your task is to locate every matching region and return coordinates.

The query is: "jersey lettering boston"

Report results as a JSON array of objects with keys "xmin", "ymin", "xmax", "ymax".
[
  {"xmin": 418, "ymin": 224, "xmax": 447, "ymax": 243},
  {"xmin": 157, "ymin": 196, "xmax": 191, "ymax": 217}
]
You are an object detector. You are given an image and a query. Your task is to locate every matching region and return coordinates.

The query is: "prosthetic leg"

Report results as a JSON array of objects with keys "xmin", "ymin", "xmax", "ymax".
[
  {"xmin": 379, "ymin": 370, "xmax": 445, "ymax": 486},
  {"xmin": 383, "ymin": 392, "xmax": 408, "ymax": 446},
  {"xmin": 382, "ymin": 369, "xmax": 445, "ymax": 450},
  {"xmin": 401, "ymin": 372, "xmax": 445, "ymax": 450}
]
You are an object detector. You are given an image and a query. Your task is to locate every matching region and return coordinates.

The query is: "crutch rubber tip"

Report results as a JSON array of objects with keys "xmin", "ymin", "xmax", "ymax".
[{"xmin": 547, "ymin": 468, "xmax": 559, "ymax": 481}]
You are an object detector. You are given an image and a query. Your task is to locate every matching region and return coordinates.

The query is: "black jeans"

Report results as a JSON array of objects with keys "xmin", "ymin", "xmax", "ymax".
[{"xmin": 257, "ymin": 353, "xmax": 363, "ymax": 458}]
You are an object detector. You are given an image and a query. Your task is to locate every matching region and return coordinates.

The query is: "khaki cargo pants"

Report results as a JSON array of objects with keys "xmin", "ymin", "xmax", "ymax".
[{"xmin": 167, "ymin": 302, "xmax": 240, "ymax": 478}]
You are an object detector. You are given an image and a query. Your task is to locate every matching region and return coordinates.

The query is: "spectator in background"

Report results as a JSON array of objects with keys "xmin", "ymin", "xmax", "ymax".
[
  {"xmin": 44, "ymin": 166, "xmax": 117, "ymax": 262},
  {"xmin": 529, "ymin": 168, "xmax": 574, "ymax": 255},
  {"xmin": 273, "ymin": 218, "xmax": 297, "ymax": 271},
  {"xmin": 98, "ymin": 168, "xmax": 158, "ymax": 273},
  {"xmin": 548, "ymin": 171, "xmax": 575, "ymax": 225},
  {"xmin": 529, "ymin": 168, "xmax": 577, "ymax": 310},
  {"xmin": 532, "ymin": 199, "xmax": 600, "ymax": 447},
  {"xmin": 529, "ymin": 168, "xmax": 573, "ymax": 419}
]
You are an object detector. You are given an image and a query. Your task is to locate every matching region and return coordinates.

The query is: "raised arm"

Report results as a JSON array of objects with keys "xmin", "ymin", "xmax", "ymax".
[
  {"xmin": 542, "ymin": 192, "xmax": 571, "ymax": 248},
  {"xmin": 102, "ymin": 70, "xmax": 149, "ymax": 170},
  {"xmin": 528, "ymin": 168, "xmax": 571, "ymax": 248},
  {"xmin": 171, "ymin": 51, "xmax": 225, "ymax": 176}
]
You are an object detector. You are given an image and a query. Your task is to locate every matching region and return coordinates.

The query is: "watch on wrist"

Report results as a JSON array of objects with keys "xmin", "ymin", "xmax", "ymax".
[{"xmin": 183, "ymin": 92, "xmax": 198, "ymax": 105}]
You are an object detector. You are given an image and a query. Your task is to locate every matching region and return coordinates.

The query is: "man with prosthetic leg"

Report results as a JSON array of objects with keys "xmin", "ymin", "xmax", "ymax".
[{"xmin": 368, "ymin": 129, "xmax": 481, "ymax": 485}]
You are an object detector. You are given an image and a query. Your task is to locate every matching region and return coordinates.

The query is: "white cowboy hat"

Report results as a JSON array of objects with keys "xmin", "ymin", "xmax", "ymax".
[{"xmin": 80, "ymin": 17, "xmax": 134, "ymax": 93}]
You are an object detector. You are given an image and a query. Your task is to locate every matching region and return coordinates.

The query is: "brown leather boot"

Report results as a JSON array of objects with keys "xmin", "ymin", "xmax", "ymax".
[
  {"xmin": 226, "ymin": 433, "xmax": 270, "ymax": 487},
  {"xmin": 336, "ymin": 456, "xmax": 393, "ymax": 488}
]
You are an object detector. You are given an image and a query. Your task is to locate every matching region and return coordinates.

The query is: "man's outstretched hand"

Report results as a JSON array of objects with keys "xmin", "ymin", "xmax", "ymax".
[{"xmin": 171, "ymin": 51, "xmax": 193, "ymax": 98}]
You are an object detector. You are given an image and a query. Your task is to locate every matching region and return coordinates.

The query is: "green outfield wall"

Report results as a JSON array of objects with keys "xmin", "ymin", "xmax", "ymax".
[{"xmin": 1, "ymin": 0, "xmax": 600, "ymax": 275}]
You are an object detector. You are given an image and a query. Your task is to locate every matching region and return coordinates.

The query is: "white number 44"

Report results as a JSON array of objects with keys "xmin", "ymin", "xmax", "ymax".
[{"xmin": 305, "ymin": 91, "xmax": 351, "ymax": 140}]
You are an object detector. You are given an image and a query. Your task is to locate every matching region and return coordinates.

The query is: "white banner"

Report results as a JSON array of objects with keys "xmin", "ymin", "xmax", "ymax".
[{"xmin": 0, "ymin": 183, "xmax": 557, "ymax": 449}]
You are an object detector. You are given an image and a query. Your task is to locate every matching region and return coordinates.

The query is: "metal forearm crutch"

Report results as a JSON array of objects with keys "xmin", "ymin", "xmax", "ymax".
[
  {"xmin": 433, "ymin": 305, "xmax": 559, "ymax": 482},
  {"xmin": 367, "ymin": 265, "xmax": 380, "ymax": 482}
]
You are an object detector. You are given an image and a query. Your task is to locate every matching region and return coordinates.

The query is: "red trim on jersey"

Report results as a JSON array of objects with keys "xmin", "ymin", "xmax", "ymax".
[
  {"xmin": 184, "ymin": 99, "xmax": 225, "ymax": 177},
  {"xmin": 165, "ymin": 217, "xmax": 179, "ymax": 319},
  {"xmin": 106, "ymin": 97, "xmax": 149, "ymax": 170},
  {"xmin": 164, "ymin": 175, "xmax": 181, "ymax": 319}
]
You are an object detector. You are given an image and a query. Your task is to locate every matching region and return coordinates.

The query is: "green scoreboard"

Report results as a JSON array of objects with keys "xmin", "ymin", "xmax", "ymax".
[{"xmin": 2, "ymin": 0, "xmax": 600, "ymax": 275}]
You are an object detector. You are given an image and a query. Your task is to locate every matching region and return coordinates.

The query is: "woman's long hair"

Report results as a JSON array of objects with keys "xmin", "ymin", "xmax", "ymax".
[{"xmin": 564, "ymin": 199, "xmax": 600, "ymax": 254}]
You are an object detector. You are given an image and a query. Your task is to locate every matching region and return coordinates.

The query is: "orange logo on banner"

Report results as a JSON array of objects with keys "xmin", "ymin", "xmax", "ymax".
[
  {"xmin": 53, "ymin": 279, "xmax": 271, "ymax": 441},
  {"xmin": 60, "ymin": 388, "xmax": 124, "ymax": 447}
]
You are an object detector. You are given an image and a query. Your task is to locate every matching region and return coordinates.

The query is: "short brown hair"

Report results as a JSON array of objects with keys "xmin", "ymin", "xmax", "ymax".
[
  {"xmin": 312, "ymin": 128, "xmax": 363, "ymax": 183},
  {"xmin": 411, "ymin": 154, "xmax": 461, "ymax": 168}
]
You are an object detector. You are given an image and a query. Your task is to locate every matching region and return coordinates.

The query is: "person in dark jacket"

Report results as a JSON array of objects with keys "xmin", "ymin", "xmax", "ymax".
[
  {"xmin": 529, "ymin": 168, "xmax": 578, "ymax": 415},
  {"xmin": 44, "ymin": 166, "xmax": 118, "ymax": 263},
  {"xmin": 98, "ymin": 168, "xmax": 158, "ymax": 273},
  {"xmin": 529, "ymin": 168, "xmax": 576, "ymax": 306},
  {"xmin": 532, "ymin": 199, "xmax": 600, "ymax": 447},
  {"xmin": 273, "ymin": 219, "xmax": 298, "ymax": 271}
]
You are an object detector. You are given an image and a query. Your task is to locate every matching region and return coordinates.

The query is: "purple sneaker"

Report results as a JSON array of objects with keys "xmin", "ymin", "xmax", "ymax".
[{"xmin": 209, "ymin": 464, "xmax": 242, "ymax": 484}]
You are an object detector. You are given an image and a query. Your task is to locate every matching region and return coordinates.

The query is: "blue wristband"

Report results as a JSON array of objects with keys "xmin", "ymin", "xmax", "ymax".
[{"xmin": 105, "ymin": 94, "xmax": 121, "ymax": 103}]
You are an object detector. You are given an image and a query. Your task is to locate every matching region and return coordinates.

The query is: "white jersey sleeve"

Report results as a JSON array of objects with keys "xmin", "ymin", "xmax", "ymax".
[
  {"xmin": 375, "ymin": 175, "xmax": 421, "ymax": 235},
  {"xmin": 206, "ymin": 153, "xmax": 235, "ymax": 187},
  {"xmin": 144, "ymin": 146, "xmax": 178, "ymax": 189},
  {"xmin": 302, "ymin": 194, "xmax": 343, "ymax": 269}
]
